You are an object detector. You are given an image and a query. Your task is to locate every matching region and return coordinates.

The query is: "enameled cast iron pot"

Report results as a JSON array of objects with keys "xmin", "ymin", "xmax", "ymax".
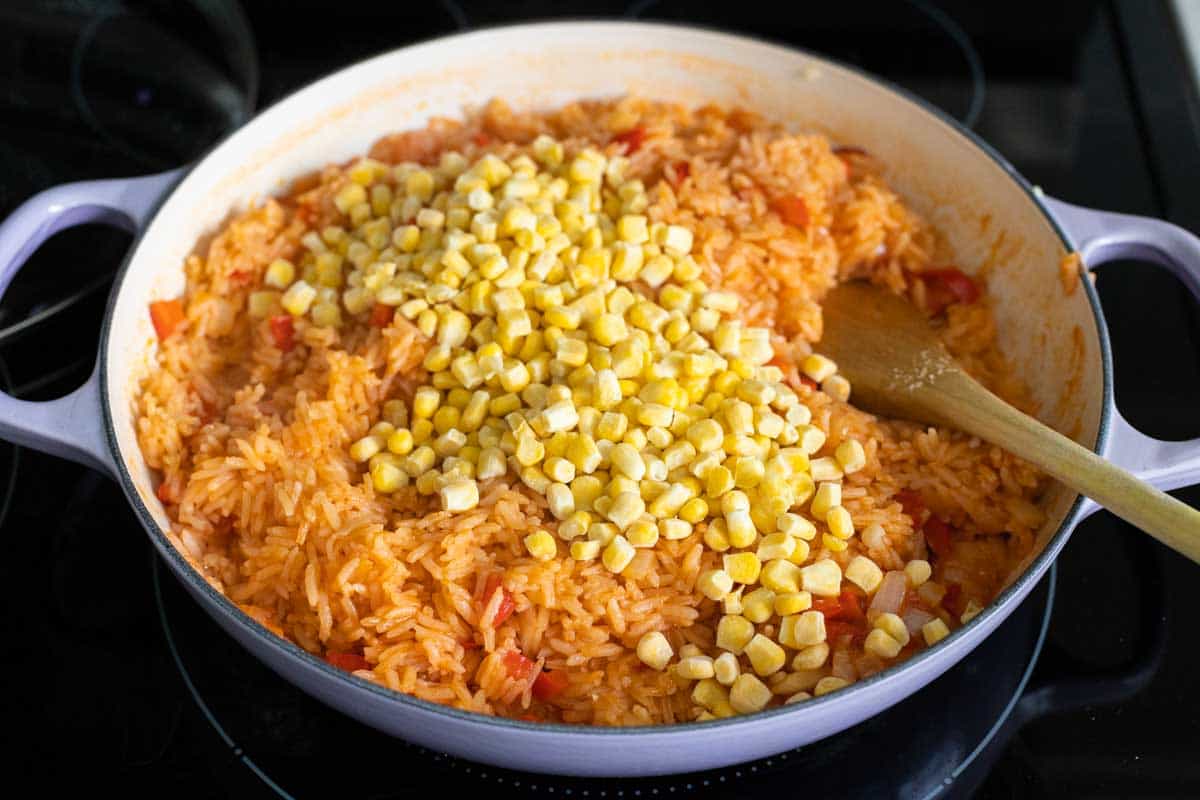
[{"xmin": 2, "ymin": 22, "xmax": 1199, "ymax": 778}]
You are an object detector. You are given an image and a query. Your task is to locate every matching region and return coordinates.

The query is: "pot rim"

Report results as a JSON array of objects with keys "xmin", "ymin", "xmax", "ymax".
[{"xmin": 96, "ymin": 19, "xmax": 1112, "ymax": 738}]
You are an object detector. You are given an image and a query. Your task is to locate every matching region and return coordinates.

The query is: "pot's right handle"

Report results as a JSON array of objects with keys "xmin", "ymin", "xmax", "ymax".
[
  {"xmin": 0, "ymin": 169, "xmax": 184, "ymax": 477},
  {"xmin": 1043, "ymin": 197, "xmax": 1200, "ymax": 502}
]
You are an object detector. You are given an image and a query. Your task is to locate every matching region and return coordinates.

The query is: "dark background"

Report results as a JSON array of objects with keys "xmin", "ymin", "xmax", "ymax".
[{"xmin": 1, "ymin": 1, "xmax": 1198, "ymax": 796}]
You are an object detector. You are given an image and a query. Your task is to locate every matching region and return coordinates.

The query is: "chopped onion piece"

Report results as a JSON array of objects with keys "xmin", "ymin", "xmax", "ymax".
[
  {"xmin": 868, "ymin": 571, "xmax": 907, "ymax": 619},
  {"xmin": 902, "ymin": 608, "xmax": 935, "ymax": 637}
]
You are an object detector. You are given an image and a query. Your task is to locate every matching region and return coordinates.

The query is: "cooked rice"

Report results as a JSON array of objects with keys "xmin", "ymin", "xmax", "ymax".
[{"xmin": 135, "ymin": 97, "xmax": 1045, "ymax": 725}]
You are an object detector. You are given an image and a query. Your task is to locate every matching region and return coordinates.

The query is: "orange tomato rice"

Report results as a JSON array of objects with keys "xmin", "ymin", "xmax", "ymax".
[{"xmin": 135, "ymin": 98, "xmax": 1046, "ymax": 725}]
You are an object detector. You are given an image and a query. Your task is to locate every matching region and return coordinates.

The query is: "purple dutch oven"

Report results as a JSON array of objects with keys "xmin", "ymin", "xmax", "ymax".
[{"xmin": 0, "ymin": 22, "xmax": 1198, "ymax": 777}]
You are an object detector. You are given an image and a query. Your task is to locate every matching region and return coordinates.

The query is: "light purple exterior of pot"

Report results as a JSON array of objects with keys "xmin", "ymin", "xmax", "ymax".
[{"xmin": 1, "ymin": 25, "xmax": 1198, "ymax": 778}]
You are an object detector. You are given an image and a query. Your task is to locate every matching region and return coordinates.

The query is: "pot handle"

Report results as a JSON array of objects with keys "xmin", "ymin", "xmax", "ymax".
[
  {"xmin": 1043, "ymin": 196, "xmax": 1200, "ymax": 506},
  {"xmin": 0, "ymin": 168, "xmax": 185, "ymax": 478}
]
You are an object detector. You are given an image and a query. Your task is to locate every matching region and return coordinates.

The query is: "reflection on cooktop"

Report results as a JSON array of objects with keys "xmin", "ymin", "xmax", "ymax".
[{"xmin": 153, "ymin": 557, "xmax": 1058, "ymax": 798}]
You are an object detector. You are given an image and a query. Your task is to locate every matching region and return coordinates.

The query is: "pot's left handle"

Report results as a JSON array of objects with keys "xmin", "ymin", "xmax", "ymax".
[{"xmin": 0, "ymin": 169, "xmax": 185, "ymax": 477}]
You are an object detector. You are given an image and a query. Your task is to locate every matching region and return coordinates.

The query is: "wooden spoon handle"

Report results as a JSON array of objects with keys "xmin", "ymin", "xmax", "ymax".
[{"xmin": 931, "ymin": 371, "xmax": 1200, "ymax": 564}]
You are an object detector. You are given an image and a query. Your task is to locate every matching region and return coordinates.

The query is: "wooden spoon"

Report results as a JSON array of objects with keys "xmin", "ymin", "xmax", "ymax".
[{"xmin": 818, "ymin": 281, "xmax": 1200, "ymax": 564}]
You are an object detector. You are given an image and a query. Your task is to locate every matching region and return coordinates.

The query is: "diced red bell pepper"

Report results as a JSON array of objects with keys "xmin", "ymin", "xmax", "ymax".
[
  {"xmin": 895, "ymin": 490, "xmax": 926, "ymax": 521},
  {"xmin": 149, "ymin": 299, "xmax": 185, "ymax": 341},
  {"xmin": 612, "ymin": 126, "xmax": 647, "ymax": 154},
  {"xmin": 812, "ymin": 596, "xmax": 841, "ymax": 617},
  {"xmin": 269, "ymin": 315, "xmax": 295, "ymax": 352},
  {"xmin": 924, "ymin": 515, "xmax": 953, "ymax": 558},
  {"xmin": 326, "ymin": 651, "xmax": 371, "ymax": 672},
  {"xmin": 773, "ymin": 195, "xmax": 810, "ymax": 228},
  {"xmin": 824, "ymin": 620, "xmax": 867, "ymax": 645},
  {"xmin": 837, "ymin": 589, "xmax": 865, "ymax": 622},
  {"xmin": 155, "ymin": 479, "xmax": 177, "ymax": 504},
  {"xmin": 482, "ymin": 574, "xmax": 515, "ymax": 627},
  {"xmin": 942, "ymin": 583, "xmax": 965, "ymax": 616},
  {"xmin": 369, "ymin": 303, "xmax": 394, "ymax": 328},
  {"xmin": 922, "ymin": 267, "xmax": 981, "ymax": 314},
  {"xmin": 668, "ymin": 160, "xmax": 690, "ymax": 186},
  {"xmin": 503, "ymin": 649, "xmax": 537, "ymax": 681},
  {"xmin": 813, "ymin": 590, "xmax": 865, "ymax": 622},
  {"xmin": 532, "ymin": 669, "xmax": 569, "ymax": 701}
]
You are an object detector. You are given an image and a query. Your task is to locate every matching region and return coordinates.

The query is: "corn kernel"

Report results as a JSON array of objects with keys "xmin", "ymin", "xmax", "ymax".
[
  {"xmin": 645, "ymin": 482, "xmax": 688, "ymax": 519},
  {"xmin": 439, "ymin": 479, "xmax": 479, "ymax": 512},
  {"xmin": 523, "ymin": 529, "xmax": 558, "ymax": 562},
  {"xmin": 922, "ymin": 618, "xmax": 951, "ymax": 646},
  {"xmin": 813, "ymin": 676, "xmax": 849, "ymax": 697},
  {"xmin": 723, "ymin": 552, "xmax": 762, "ymax": 585},
  {"xmin": 676, "ymin": 655, "xmax": 715, "ymax": 680},
  {"xmin": 350, "ymin": 435, "xmax": 384, "ymax": 462},
  {"xmin": 744, "ymin": 634, "xmax": 786, "ymax": 677},
  {"xmin": 678, "ymin": 497, "xmax": 709, "ymax": 524},
  {"xmin": 800, "ymin": 354, "xmax": 837, "ymax": 383},
  {"xmin": 827, "ymin": 506, "xmax": 855, "ymax": 540},
  {"xmin": 777, "ymin": 513, "xmax": 817, "ymax": 541},
  {"xmin": 706, "ymin": 466, "xmax": 735, "ymax": 498},
  {"xmin": 796, "ymin": 424, "xmax": 827, "ymax": 455},
  {"xmin": 636, "ymin": 631, "xmax": 673, "ymax": 671},
  {"xmin": 757, "ymin": 532, "xmax": 796, "ymax": 561},
  {"xmin": 835, "ymin": 438, "xmax": 867, "ymax": 474},
  {"xmin": 570, "ymin": 539, "xmax": 602, "ymax": 561},
  {"xmin": 542, "ymin": 456, "xmax": 575, "ymax": 484},
  {"xmin": 627, "ymin": 518, "xmax": 659, "ymax": 548},
  {"xmin": 875, "ymin": 612, "xmax": 911, "ymax": 647},
  {"xmin": 789, "ymin": 611, "xmax": 827, "ymax": 647},
  {"xmin": 697, "ymin": 569, "xmax": 734, "ymax": 601},
  {"xmin": 864, "ymin": 628, "xmax": 903, "ymax": 659},
  {"xmin": 822, "ymin": 374, "xmax": 851, "ymax": 403},
  {"xmin": 810, "ymin": 482, "xmax": 841, "ymax": 517},
  {"xmin": 729, "ymin": 673, "xmax": 772, "ymax": 713},
  {"xmin": 380, "ymin": 428, "xmax": 413, "ymax": 457},
  {"xmin": 476, "ymin": 446, "xmax": 507, "ymax": 480},
  {"xmin": 774, "ymin": 591, "xmax": 812, "ymax": 617},
  {"xmin": 588, "ymin": 521, "xmax": 618, "ymax": 546},
  {"xmin": 760, "ymin": 559, "xmax": 803, "ymax": 594},
  {"xmin": 692, "ymin": 678, "xmax": 729, "ymax": 711},
  {"xmin": 602, "ymin": 535, "xmax": 636, "ymax": 573},
  {"xmin": 703, "ymin": 519, "xmax": 731, "ymax": 552},
  {"xmin": 905, "ymin": 559, "xmax": 932, "ymax": 587},
  {"xmin": 792, "ymin": 643, "xmax": 829, "ymax": 672},
  {"xmin": 262, "ymin": 258, "xmax": 295, "ymax": 289},
  {"xmin": 741, "ymin": 587, "xmax": 776, "ymax": 623},
  {"xmin": 606, "ymin": 491, "xmax": 646, "ymax": 532},
  {"xmin": 281, "ymin": 280, "xmax": 318, "ymax": 316},
  {"xmin": 800, "ymin": 558, "xmax": 842, "ymax": 596},
  {"xmin": 716, "ymin": 614, "xmax": 756, "ymax": 655},
  {"xmin": 845, "ymin": 555, "xmax": 884, "ymax": 593},
  {"xmin": 809, "ymin": 456, "xmax": 843, "ymax": 482}
]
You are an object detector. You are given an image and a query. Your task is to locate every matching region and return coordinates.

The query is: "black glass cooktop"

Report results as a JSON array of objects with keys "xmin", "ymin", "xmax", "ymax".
[{"xmin": 2, "ymin": 1, "xmax": 1198, "ymax": 797}]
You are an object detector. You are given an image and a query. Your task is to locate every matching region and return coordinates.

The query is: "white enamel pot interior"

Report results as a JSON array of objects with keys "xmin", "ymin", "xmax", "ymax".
[{"xmin": 6, "ymin": 21, "xmax": 1200, "ymax": 777}]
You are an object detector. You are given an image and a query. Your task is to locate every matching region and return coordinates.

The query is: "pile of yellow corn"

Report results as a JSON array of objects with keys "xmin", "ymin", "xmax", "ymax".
[{"xmin": 252, "ymin": 137, "xmax": 947, "ymax": 716}]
